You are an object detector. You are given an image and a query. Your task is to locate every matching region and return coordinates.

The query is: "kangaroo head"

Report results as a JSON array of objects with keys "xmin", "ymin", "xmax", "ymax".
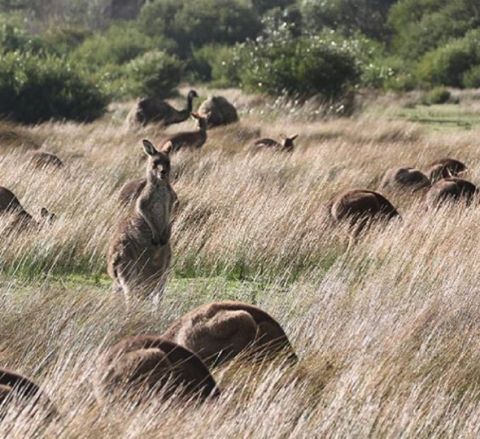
[
  {"xmin": 188, "ymin": 90, "xmax": 199, "ymax": 100},
  {"xmin": 282, "ymin": 134, "xmax": 298, "ymax": 151},
  {"xmin": 40, "ymin": 207, "xmax": 56, "ymax": 224},
  {"xmin": 191, "ymin": 112, "xmax": 207, "ymax": 131},
  {"xmin": 143, "ymin": 139, "xmax": 171, "ymax": 182}
]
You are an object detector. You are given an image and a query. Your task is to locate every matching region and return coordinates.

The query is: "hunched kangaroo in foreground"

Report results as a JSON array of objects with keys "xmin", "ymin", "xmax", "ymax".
[
  {"xmin": 162, "ymin": 301, "xmax": 298, "ymax": 368},
  {"xmin": 95, "ymin": 336, "xmax": 220, "ymax": 403},
  {"xmin": 107, "ymin": 140, "xmax": 178, "ymax": 303}
]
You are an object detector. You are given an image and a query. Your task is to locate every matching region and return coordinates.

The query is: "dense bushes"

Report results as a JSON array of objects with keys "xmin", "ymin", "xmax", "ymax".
[
  {"xmin": 240, "ymin": 35, "xmax": 360, "ymax": 98},
  {"xmin": 72, "ymin": 23, "xmax": 157, "ymax": 68},
  {"xmin": 125, "ymin": 50, "xmax": 183, "ymax": 98},
  {"xmin": 0, "ymin": 52, "xmax": 109, "ymax": 123},
  {"xmin": 199, "ymin": 32, "xmax": 368, "ymax": 98},
  {"xmin": 417, "ymin": 30, "xmax": 480, "ymax": 88},
  {"xmin": 139, "ymin": 0, "xmax": 262, "ymax": 56}
]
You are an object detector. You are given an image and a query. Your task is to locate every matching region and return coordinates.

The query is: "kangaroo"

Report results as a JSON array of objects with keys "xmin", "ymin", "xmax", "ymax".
[
  {"xmin": 107, "ymin": 140, "xmax": 178, "ymax": 302},
  {"xmin": 162, "ymin": 301, "xmax": 298, "ymax": 368},
  {"xmin": 127, "ymin": 90, "xmax": 198, "ymax": 127},
  {"xmin": 166, "ymin": 113, "xmax": 207, "ymax": 152},
  {"xmin": 0, "ymin": 186, "xmax": 55, "ymax": 233},
  {"xmin": 29, "ymin": 151, "xmax": 63, "ymax": 170},
  {"xmin": 425, "ymin": 177, "xmax": 478, "ymax": 209},
  {"xmin": 252, "ymin": 134, "xmax": 298, "ymax": 152},
  {"xmin": 95, "ymin": 336, "xmax": 220, "ymax": 402},
  {"xmin": 379, "ymin": 167, "xmax": 431, "ymax": 193},
  {"xmin": 426, "ymin": 158, "xmax": 467, "ymax": 183},
  {"xmin": 0, "ymin": 368, "xmax": 56, "ymax": 417},
  {"xmin": 326, "ymin": 189, "xmax": 400, "ymax": 248}
]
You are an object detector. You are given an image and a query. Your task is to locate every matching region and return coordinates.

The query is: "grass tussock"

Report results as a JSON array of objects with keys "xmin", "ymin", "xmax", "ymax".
[{"xmin": 1, "ymin": 92, "xmax": 480, "ymax": 437}]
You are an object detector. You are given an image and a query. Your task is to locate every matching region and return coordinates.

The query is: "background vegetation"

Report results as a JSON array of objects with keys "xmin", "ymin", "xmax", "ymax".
[{"xmin": 0, "ymin": 0, "xmax": 479, "ymax": 122}]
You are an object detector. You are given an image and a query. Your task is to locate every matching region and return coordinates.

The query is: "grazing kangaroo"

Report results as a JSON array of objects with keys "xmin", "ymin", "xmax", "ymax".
[
  {"xmin": 107, "ymin": 140, "xmax": 178, "ymax": 302},
  {"xmin": 252, "ymin": 134, "xmax": 298, "ymax": 152},
  {"xmin": 0, "ymin": 368, "xmax": 56, "ymax": 417},
  {"xmin": 427, "ymin": 158, "xmax": 467, "ymax": 182},
  {"xmin": 425, "ymin": 177, "xmax": 477, "ymax": 209},
  {"xmin": 327, "ymin": 189, "xmax": 400, "ymax": 248},
  {"xmin": 127, "ymin": 90, "xmax": 199, "ymax": 127},
  {"xmin": 95, "ymin": 336, "xmax": 220, "ymax": 402},
  {"xmin": 0, "ymin": 186, "xmax": 55, "ymax": 233},
  {"xmin": 380, "ymin": 167, "xmax": 431, "ymax": 193},
  {"xmin": 162, "ymin": 301, "xmax": 298, "ymax": 368},
  {"xmin": 166, "ymin": 113, "xmax": 207, "ymax": 152},
  {"xmin": 29, "ymin": 151, "xmax": 63, "ymax": 170}
]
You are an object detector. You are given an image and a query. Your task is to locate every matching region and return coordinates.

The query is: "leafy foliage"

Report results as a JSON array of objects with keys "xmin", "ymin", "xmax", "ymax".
[
  {"xmin": 125, "ymin": 50, "xmax": 183, "ymax": 98},
  {"xmin": 416, "ymin": 30, "xmax": 480, "ymax": 88},
  {"xmin": 0, "ymin": 51, "xmax": 109, "ymax": 123}
]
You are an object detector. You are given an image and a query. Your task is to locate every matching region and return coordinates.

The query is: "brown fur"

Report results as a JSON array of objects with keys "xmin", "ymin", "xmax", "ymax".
[
  {"xmin": 126, "ymin": 90, "xmax": 198, "ymax": 127},
  {"xmin": 166, "ymin": 113, "xmax": 208, "ymax": 152},
  {"xmin": 0, "ymin": 368, "xmax": 56, "ymax": 417},
  {"xmin": 380, "ymin": 167, "xmax": 431, "ymax": 192},
  {"xmin": 327, "ymin": 189, "xmax": 400, "ymax": 247},
  {"xmin": 198, "ymin": 96, "xmax": 239, "ymax": 128},
  {"xmin": 252, "ymin": 134, "xmax": 298, "ymax": 152},
  {"xmin": 426, "ymin": 158, "xmax": 467, "ymax": 182},
  {"xmin": 29, "ymin": 151, "xmax": 63, "ymax": 170},
  {"xmin": 95, "ymin": 336, "xmax": 219, "ymax": 402},
  {"xmin": 107, "ymin": 140, "xmax": 178, "ymax": 302},
  {"xmin": 162, "ymin": 301, "xmax": 297, "ymax": 367},
  {"xmin": 0, "ymin": 186, "xmax": 55, "ymax": 233},
  {"xmin": 425, "ymin": 177, "xmax": 478, "ymax": 209}
]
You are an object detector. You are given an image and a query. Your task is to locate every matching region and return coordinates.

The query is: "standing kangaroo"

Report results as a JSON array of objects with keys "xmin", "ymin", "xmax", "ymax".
[{"xmin": 107, "ymin": 140, "xmax": 178, "ymax": 303}]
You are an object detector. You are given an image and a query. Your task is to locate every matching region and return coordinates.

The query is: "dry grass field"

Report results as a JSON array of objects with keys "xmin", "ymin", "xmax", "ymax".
[{"xmin": 1, "ymin": 87, "xmax": 480, "ymax": 437}]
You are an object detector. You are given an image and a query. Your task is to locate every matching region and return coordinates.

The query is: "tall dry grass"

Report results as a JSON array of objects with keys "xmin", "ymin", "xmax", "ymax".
[{"xmin": 1, "ymin": 92, "xmax": 480, "ymax": 437}]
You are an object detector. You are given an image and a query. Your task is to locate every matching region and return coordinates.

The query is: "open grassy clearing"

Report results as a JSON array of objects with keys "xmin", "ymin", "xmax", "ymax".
[{"xmin": 1, "ymin": 90, "xmax": 480, "ymax": 437}]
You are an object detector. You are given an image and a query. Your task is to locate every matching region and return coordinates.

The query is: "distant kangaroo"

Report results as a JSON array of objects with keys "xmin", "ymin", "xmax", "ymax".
[
  {"xmin": 252, "ymin": 134, "xmax": 298, "ymax": 152},
  {"xmin": 326, "ymin": 189, "xmax": 400, "ymax": 248},
  {"xmin": 107, "ymin": 140, "xmax": 178, "ymax": 302},
  {"xmin": 0, "ymin": 186, "xmax": 55, "ymax": 233},
  {"xmin": 162, "ymin": 301, "xmax": 298, "ymax": 368},
  {"xmin": 426, "ymin": 158, "xmax": 467, "ymax": 182},
  {"xmin": 379, "ymin": 167, "xmax": 431, "ymax": 192},
  {"xmin": 29, "ymin": 151, "xmax": 63, "ymax": 170},
  {"xmin": 425, "ymin": 177, "xmax": 478, "ymax": 209},
  {"xmin": 166, "ymin": 113, "xmax": 207, "ymax": 152},
  {"xmin": 95, "ymin": 336, "xmax": 220, "ymax": 403}
]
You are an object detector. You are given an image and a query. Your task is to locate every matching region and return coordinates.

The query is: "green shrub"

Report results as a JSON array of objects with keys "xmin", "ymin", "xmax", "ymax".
[
  {"xmin": 462, "ymin": 65, "xmax": 480, "ymax": 88},
  {"xmin": 72, "ymin": 22, "xmax": 159, "ymax": 69},
  {"xmin": 125, "ymin": 50, "xmax": 183, "ymax": 98},
  {"xmin": 238, "ymin": 32, "xmax": 360, "ymax": 99},
  {"xmin": 0, "ymin": 52, "xmax": 109, "ymax": 123},
  {"xmin": 0, "ymin": 14, "xmax": 49, "ymax": 54},
  {"xmin": 41, "ymin": 26, "xmax": 92, "ymax": 56},
  {"xmin": 192, "ymin": 44, "xmax": 246, "ymax": 86},
  {"xmin": 416, "ymin": 30, "xmax": 480, "ymax": 88},
  {"xmin": 139, "ymin": 0, "xmax": 261, "ymax": 56}
]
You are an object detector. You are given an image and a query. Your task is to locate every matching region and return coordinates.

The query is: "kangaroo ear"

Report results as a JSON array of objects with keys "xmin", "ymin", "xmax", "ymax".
[
  {"xmin": 143, "ymin": 139, "xmax": 157, "ymax": 156},
  {"xmin": 162, "ymin": 140, "xmax": 173, "ymax": 155},
  {"xmin": 40, "ymin": 208, "xmax": 55, "ymax": 222},
  {"xmin": 289, "ymin": 134, "xmax": 298, "ymax": 141}
]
